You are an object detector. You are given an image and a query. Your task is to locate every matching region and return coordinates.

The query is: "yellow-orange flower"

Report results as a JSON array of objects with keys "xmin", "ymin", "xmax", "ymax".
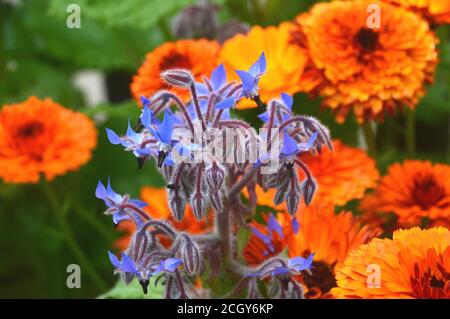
[
  {"xmin": 131, "ymin": 39, "xmax": 221, "ymax": 102},
  {"xmin": 291, "ymin": 0, "xmax": 438, "ymax": 123},
  {"xmin": 332, "ymin": 227, "xmax": 450, "ymax": 298},
  {"xmin": 115, "ymin": 186, "xmax": 213, "ymax": 250},
  {"xmin": 244, "ymin": 140, "xmax": 379, "ymax": 209},
  {"xmin": 244, "ymin": 203, "xmax": 381, "ymax": 298},
  {"xmin": 0, "ymin": 97, "xmax": 97, "ymax": 184},
  {"xmin": 360, "ymin": 160, "xmax": 450, "ymax": 228},
  {"xmin": 384, "ymin": 0, "xmax": 450, "ymax": 24},
  {"xmin": 220, "ymin": 22, "xmax": 310, "ymax": 109}
]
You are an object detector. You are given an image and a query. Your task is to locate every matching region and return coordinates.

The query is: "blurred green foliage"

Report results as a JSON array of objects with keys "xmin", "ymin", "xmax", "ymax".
[{"xmin": 0, "ymin": 0, "xmax": 449, "ymax": 298}]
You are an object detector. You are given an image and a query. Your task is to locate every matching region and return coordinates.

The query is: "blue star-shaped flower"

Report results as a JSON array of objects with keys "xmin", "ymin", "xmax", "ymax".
[
  {"xmin": 235, "ymin": 52, "xmax": 267, "ymax": 99},
  {"xmin": 95, "ymin": 178, "xmax": 147, "ymax": 225}
]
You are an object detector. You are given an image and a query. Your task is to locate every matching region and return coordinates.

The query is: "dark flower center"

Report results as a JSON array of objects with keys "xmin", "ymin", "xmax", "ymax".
[
  {"xmin": 17, "ymin": 121, "xmax": 44, "ymax": 138},
  {"xmin": 411, "ymin": 176, "xmax": 445, "ymax": 209},
  {"xmin": 302, "ymin": 260, "xmax": 337, "ymax": 297},
  {"xmin": 159, "ymin": 53, "xmax": 191, "ymax": 71},
  {"xmin": 411, "ymin": 263, "xmax": 450, "ymax": 298},
  {"xmin": 355, "ymin": 28, "xmax": 379, "ymax": 52}
]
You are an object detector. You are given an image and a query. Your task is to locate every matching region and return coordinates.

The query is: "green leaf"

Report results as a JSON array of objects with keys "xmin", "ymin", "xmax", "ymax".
[
  {"xmin": 49, "ymin": 0, "xmax": 199, "ymax": 29},
  {"xmin": 98, "ymin": 278, "xmax": 164, "ymax": 299}
]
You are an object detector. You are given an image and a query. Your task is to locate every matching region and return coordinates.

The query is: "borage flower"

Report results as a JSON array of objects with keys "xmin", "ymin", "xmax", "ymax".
[
  {"xmin": 220, "ymin": 23, "xmax": 310, "ymax": 109},
  {"xmin": 95, "ymin": 178, "xmax": 149, "ymax": 225}
]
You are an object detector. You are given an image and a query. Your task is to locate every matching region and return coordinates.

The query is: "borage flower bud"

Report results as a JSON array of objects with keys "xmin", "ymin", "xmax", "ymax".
[
  {"xmin": 191, "ymin": 193, "xmax": 206, "ymax": 220},
  {"xmin": 210, "ymin": 191, "xmax": 222, "ymax": 212},
  {"xmin": 301, "ymin": 177, "xmax": 317, "ymax": 206},
  {"xmin": 285, "ymin": 180, "xmax": 301, "ymax": 215},
  {"xmin": 181, "ymin": 238, "xmax": 201, "ymax": 275},
  {"xmin": 161, "ymin": 69, "xmax": 194, "ymax": 88},
  {"xmin": 168, "ymin": 189, "xmax": 186, "ymax": 221},
  {"xmin": 205, "ymin": 162, "xmax": 225, "ymax": 191}
]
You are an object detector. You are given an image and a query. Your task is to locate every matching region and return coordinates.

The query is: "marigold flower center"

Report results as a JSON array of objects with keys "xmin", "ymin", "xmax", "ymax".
[
  {"xmin": 159, "ymin": 53, "xmax": 192, "ymax": 71},
  {"xmin": 302, "ymin": 260, "xmax": 337, "ymax": 297},
  {"xmin": 410, "ymin": 261, "xmax": 450, "ymax": 298},
  {"xmin": 354, "ymin": 28, "xmax": 379, "ymax": 53},
  {"xmin": 411, "ymin": 176, "xmax": 445, "ymax": 209},
  {"xmin": 16, "ymin": 121, "xmax": 44, "ymax": 138}
]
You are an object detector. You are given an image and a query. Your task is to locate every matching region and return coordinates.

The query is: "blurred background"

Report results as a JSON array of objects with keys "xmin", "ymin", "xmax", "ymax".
[{"xmin": 0, "ymin": 0, "xmax": 448, "ymax": 298}]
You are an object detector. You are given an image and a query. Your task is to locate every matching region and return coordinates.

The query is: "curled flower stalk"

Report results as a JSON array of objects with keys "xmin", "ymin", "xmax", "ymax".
[{"xmin": 97, "ymin": 53, "xmax": 332, "ymax": 298}]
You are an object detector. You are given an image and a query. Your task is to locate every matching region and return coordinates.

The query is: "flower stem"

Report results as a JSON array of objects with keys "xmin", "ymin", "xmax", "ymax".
[
  {"xmin": 40, "ymin": 182, "xmax": 108, "ymax": 291},
  {"xmin": 72, "ymin": 202, "xmax": 115, "ymax": 242},
  {"xmin": 406, "ymin": 109, "xmax": 416, "ymax": 157},
  {"xmin": 362, "ymin": 121, "xmax": 377, "ymax": 157}
]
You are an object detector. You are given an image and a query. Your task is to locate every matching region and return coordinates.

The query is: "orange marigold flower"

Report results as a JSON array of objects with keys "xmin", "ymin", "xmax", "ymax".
[
  {"xmin": 384, "ymin": 0, "xmax": 450, "ymax": 24},
  {"xmin": 0, "ymin": 96, "xmax": 97, "ymax": 184},
  {"xmin": 244, "ymin": 140, "xmax": 379, "ymax": 209},
  {"xmin": 360, "ymin": 160, "xmax": 450, "ymax": 228},
  {"xmin": 332, "ymin": 227, "xmax": 450, "ymax": 298},
  {"xmin": 298, "ymin": 140, "xmax": 380, "ymax": 206},
  {"xmin": 115, "ymin": 186, "xmax": 213, "ymax": 250},
  {"xmin": 130, "ymin": 39, "xmax": 221, "ymax": 103},
  {"xmin": 288, "ymin": 204, "xmax": 381, "ymax": 298},
  {"xmin": 291, "ymin": 0, "xmax": 438, "ymax": 123},
  {"xmin": 220, "ymin": 22, "xmax": 310, "ymax": 109},
  {"xmin": 244, "ymin": 203, "xmax": 381, "ymax": 298}
]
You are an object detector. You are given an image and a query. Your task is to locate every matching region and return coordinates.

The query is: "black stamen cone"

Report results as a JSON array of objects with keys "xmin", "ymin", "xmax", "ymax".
[
  {"xmin": 134, "ymin": 118, "xmax": 145, "ymax": 133},
  {"xmin": 286, "ymin": 163, "xmax": 294, "ymax": 178},
  {"xmin": 167, "ymin": 183, "xmax": 179, "ymax": 190},
  {"xmin": 139, "ymin": 279, "xmax": 149, "ymax": 294},
  {"xmin": 137, "ymin": 157, "xmax": 146, "ymax": 170},
  {"xmin": 157, "ymin": 151, "xmax": 168, "ymax": 168},
  {"xmin": 253, "ymin": 95, "xmax": 266, "ymax": 109}
]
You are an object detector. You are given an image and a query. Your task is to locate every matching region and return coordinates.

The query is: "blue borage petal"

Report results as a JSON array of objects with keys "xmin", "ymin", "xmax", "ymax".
[
  {"xmin": 258, "ymin": 111, "xmax": 270, "ymax": 123},
  {"xmin": 121, "ymin": 253, "xmax": 139, "ymax": 274},
  {"xmin": 128, "ymin": 199, "xmax": 147, "ymax": 208},
  {"xmin": 292, "ymin": 217, "xmax": 300, "ymax": 234},
  {"xmin": 140, "ymin": 96, "xmax": 151, "ymax": 108},
  {"xmin": 215, "ymin": 96, "xmax": 235, "ymax": 110},
  {"xmin": 210, "ymin": 64, "xmax": 227, "ymax": 91},
  {"xmin": 288, "ymin": 253, "xmax": 315, "ymax": 272},
  {"xmin": 257, "ymin": 52, "xmax": 267, "ymax": 74},
  {"xmin": 156, "ymin": 110, "xmax": 174, "ymax": 144},
  {"xmin": 251, "ymin": 227, "xmax": 272, "ymax": 245},
  {"xmin": 272, "ymin": 266, "xmax": 290, "ymax": 276},
  {"xmin": 141, "ymin": 105, "xmax": 154, "ymax": 128},
  {"xmin": 112, "ymin": 212, "xmax": 130, "ymax": 224},
  {"xmin": 307, "ymin": 131, "xmax": 318, "ymax": 149},
  {"xmin": 221, "ymin": 108, "xmax": 231, "ymax": 120},
  {"xmin": 163, "ymin": 258, "xmax": 183, "ymax": 272},
  {"xmin": 235, "ymin": 70, "xmax": 256, "ymax": 93},
  {"xmin": 281, "ymin": 133, "xmax": 298, "ymax": 157},
  {"xmin": 268, "ymin": 214, "xmax": 284, "ymax": 239},
  {"xmin": 281, "ymin": 93, "xmax": 293, "ymax": 110},
  {"xmin": 108, "ymin": 251, "xmax": 121, "ymax": 269},
  {"xmin": 126, "ymin": 119, "xmax": 141, "ymax": 142},
  {"xmin": 95, "ymin": 180, "xmax": 107, "ymax": 201},
  {"xmin": 106, "ymin": 128, "xmax": 122, "ymax": 145}
]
